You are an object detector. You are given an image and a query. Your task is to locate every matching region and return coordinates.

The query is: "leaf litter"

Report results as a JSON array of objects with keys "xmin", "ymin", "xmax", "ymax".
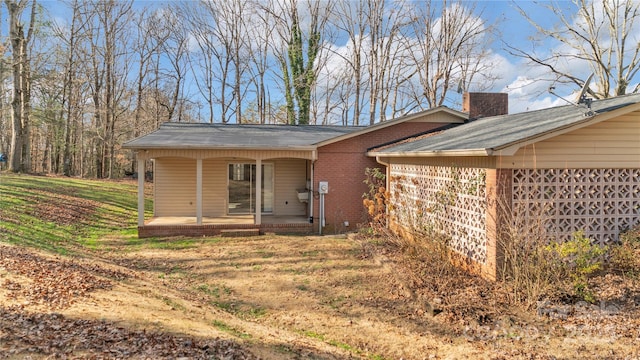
[
  {"xmin": 0, "ymin": 245, "xmax": 257, "ymax": 359},
  {"xmin": 1, "ymin": 233, "xmax": 640, "ymax": 359}
]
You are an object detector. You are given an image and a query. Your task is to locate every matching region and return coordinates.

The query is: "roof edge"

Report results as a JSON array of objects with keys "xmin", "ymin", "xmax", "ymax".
[
  {"xmin": 367, "ymin": 149, "xmax": 492, "ymax": 158},
  {"xmin": 491, "ymin": 99, "xmax": 640, "ymax": 154},
  {"xmin": 122, "ymin": 144, "xmax": 318, "ymax": 151},
  {"xmin": 315, "ymin": 106, "xmax": 468, "ymax": 147}
]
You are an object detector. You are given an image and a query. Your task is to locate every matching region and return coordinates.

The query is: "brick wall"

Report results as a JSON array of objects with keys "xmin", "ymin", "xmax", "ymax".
[
  {"xmin": 485, "ymin": 168, "xmax": 513, "ymax": 280},
  {"xmin": 314, "ymin": 122, "xmax": 450, "ymax": 233},
  {"xmin": 463, "ymin": 92, "xmax": 508, "ymax": 119},
  {"xmin": 138, "ymin": 223, "xmax": 313, "ymax": 238}
]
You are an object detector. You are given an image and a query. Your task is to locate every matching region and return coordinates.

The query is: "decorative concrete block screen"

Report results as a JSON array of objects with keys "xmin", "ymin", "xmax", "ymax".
[
  {"xmin": 389, "ymin": 164, "xmax": 488, "ymax": 264},
  {"xmin": 512, "ymin": 168, "xmax": 640, "ymax": 244}
]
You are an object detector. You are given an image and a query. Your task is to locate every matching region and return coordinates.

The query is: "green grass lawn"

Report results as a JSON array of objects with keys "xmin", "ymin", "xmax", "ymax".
[{"xmin": 0, "ymin": 173, "xmax": 151, "ymax": 254}]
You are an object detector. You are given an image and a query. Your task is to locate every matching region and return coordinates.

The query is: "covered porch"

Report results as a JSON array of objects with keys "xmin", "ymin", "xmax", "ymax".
[
  {"xmin": 123, "ymin": 122, "xmax": 362, "ymax": 238},
  {"xmin": 133, "ymin": 148, "xmax": 317, "ymax": 238}
]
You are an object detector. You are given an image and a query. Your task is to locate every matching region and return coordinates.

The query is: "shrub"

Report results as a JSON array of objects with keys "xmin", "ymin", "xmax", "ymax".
[
  {"xmin": 609, "ymin": 226, "xmax": 640, "ymax": 276},
  {"xmin": 362, "ymin": 168, "xmax": 389, "ymax": 235},
  {"xmin": 546, "ymin": 231, "xmax": 607, "ymax": 303},
  {"xmin": 499, "ymin": 218, "xmax": 563, "ymax": 309}
]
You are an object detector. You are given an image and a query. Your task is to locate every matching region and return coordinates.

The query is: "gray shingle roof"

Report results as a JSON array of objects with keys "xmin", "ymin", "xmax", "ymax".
[
  {"xmin": 123, "ymin": 123, "xmax": 363, "ymax": 150},
  {"xmin": 370, "ymin": 93, "xmax": 640, "ymax": 156}
]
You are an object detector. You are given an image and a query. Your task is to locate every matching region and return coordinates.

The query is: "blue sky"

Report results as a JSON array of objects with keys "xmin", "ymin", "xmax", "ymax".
[
  {"xmin": 39, "ymin": 0, "xmax": 609, "ymax": 118},
  {"xmin": 486, "ymin": 1, "xmax": 550, "ymax": 111},
  {"xmin": 475, "ymin": 1, "xmax": 589, "ymax": 113}
]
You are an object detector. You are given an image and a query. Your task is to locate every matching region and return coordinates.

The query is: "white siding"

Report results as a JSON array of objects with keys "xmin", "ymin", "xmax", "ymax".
[
  {"xmin": 153, "ymin": 157, "xmax": 308, "ymax": 217},
  {"xmin": 274, "ymin": 159, "xmax": 308, "ymax": 216},
  {"xmin": 203, "ymin": 159, "xmax": 227, "ymax": 217},
  {"xmin": 503, "ymin": 112, "xmax": 640, "ymax": 169},
  {"xmin": 154, "ymin": 158, "xmax": 196, "ymax": 216}
]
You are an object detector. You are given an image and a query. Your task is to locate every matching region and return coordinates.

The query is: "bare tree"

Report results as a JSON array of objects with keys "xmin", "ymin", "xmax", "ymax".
[
  {"xmin": 409, "ymin": 1, "xmax": 497, "ymax": 109},
  {"xmin": 0, "ymin": 0, "xmax": 510, "ymax": 177},
  {"xmin": 49, "ymin": 0, "xmax": 90, "ymax": 176},
  {"xmin": 364, "ymin": 0, "xmax": 413, "ymax": 124},
  {"xmin": 152, "ymin": 5, "xmax": 189, "ymax": 123},
  {"xmin": 269, "ymin": 0, "xmax": 333, "ymax": 125},
  {"xmin": 246, "ymin": 1, "xmax": 277, "ymax": 124},
  {"xmin": 5, "ymin": 0, "xmax": 36, "ymax": 173},
  {"xmin": 132, "ymin": 8, "xmax": 165, "ymax": 132},
  {"xmin": 329, "ymin": 0, "xmax": 368, "ymax": 125},
  {"xmin": 510, "ymin": 0, "xmax": 640, "ymax": 98},
  {"xmin": 181, "ymin": 2, "xmax": 216, "ymax": 123},
  {"xmin": 186, "ymin": 0, "xmax": 250, "ymax": 124},
  {"xmin": 82, "ymin": 0, "xmax": 133, "ymax": 178}
]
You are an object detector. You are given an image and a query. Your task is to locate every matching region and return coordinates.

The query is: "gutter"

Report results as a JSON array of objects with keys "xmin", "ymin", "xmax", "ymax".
[
  {"xmin": 122, "ymin": 145, "xmax": 319, "ymax": 151},
  {"xmin": 375, "ymin": 155, "xmax": 391, "ymax": 190},
  {"xmin": 367, "ymin": 149, "xmax": 493, "ymax": 158}
]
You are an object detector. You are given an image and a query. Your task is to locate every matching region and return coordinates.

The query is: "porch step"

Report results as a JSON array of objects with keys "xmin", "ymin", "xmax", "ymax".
[{"xmin": 220, "ymin": 228, "xmax": 260, "ymax": 237}]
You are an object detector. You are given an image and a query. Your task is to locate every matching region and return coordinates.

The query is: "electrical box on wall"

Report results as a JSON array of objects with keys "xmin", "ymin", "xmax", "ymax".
[{"xmin": 318, "ymin": 181, "xmax": 329, "ymax": 194}]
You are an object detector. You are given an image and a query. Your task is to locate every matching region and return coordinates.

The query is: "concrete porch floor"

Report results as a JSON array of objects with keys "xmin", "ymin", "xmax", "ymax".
[{"xmin": 145, "ymin": 215, "xmax": 310, "ymax": 226}]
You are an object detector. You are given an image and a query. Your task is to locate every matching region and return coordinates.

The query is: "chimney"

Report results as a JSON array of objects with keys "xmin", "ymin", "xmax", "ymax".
[{"xmin": 463, "ymin": 92, "xmax": 508, "ymax": 119}]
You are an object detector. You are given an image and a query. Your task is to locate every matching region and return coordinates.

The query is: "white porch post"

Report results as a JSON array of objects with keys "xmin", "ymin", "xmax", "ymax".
[
  {"xmin": 137, "ymin": 154, "xmax": 145, "ymax": 227},
  {"xmin": 255, "ymin": 159, "xmax": 262, "ymax": 225},
  {"xmin": 196, "ymin": 158, "xmax": 203, "ymax": 225}
]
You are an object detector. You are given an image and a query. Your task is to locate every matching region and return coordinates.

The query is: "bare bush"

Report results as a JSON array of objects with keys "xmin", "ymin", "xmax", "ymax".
[
  {"xmin": 609, "ymin": 225, "xmax": 640, "ymax": 276},
  {"xmin": 362, "ymin": 167, "xmax": 391, "ymax": 235}
]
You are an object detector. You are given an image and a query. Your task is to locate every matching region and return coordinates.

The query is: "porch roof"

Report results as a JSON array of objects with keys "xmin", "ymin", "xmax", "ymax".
[
  {"xmin": 123, "ymin": 122, "xmax": 362, "ymax": 150},
  {"xmin": 368, "ymin": 93, "xmax": 640, "ymax": 157},
  {"xmin": 124, "ymin": 106, "xmax": 469, "ymax": 152}
]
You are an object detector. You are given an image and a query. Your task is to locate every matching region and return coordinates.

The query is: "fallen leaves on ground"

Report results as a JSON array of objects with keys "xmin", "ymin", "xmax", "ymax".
[
  {"xmin": 0, "ymin": 245, "xmax": 258, "ymax": 359},
  {"xmin": 0, "ymin": 245, "xmax": 130, "ymax": 309},
  {"xmin": 370, "ymin": 235, "xmax": 640, "ymax": 353},
  {"xmin": 31, "ymin": 189, "xmax": 100, "ymax": 227},
  {"xmin": 0, "ymin": 306, "xmax": 257, "ymax": 359}
]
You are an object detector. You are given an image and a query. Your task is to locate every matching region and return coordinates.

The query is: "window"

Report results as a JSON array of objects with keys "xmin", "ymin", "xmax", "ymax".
[{"xmin": 228, "ymin": 163, "xmax": 273, "ymax": 214}]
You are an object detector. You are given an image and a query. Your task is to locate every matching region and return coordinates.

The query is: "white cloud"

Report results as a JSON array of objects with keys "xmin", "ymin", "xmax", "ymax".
[{"xmin": 495, "ymin": 0, "xmax": 640, "ymax": 113}]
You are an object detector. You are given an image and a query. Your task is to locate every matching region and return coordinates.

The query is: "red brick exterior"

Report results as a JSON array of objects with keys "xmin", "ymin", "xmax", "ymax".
[
  {"xmin": 313, "ymin": 122, "xmax": 450, "ymax": 233},
  {"xmin": 484, "ymin": 168, "xmax": 513, "ymax": 280},
  {"xmin": 138, "ymin": 223, "xmax": 313, "ymax": 238},
  {"xmin": 463, "ymin": 92, "xmax": 508, "ymax": 119}
]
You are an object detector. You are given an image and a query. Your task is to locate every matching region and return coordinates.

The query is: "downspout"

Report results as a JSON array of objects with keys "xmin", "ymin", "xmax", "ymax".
[{"xmin": 375, "ymin": 156, "xmax": 390, "ymax": 194}]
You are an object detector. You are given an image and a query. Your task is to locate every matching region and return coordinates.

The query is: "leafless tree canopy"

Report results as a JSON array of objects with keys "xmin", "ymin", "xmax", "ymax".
[
  {"xmin": 509, "ymin": 0, "xmax": 640, "ymax": 99},
  {"xmin": 0, "ymin": 0, "xmax": 499, "ymax": 177}
]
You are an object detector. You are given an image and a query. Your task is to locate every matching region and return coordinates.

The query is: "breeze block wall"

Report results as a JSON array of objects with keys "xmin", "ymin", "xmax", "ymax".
[
  {"xmin": 314, "ymin": 122, "xmax": 451, "ymax": 233},
  {"xmin": 388, "ymin": 163, "xmax": 490, "ymax": 263},
  {"xmin": 386, "ymin": 164, "xmax": 640, "ymax": 280},
  {"xmin": 512, "ymin": 168, "xmax": 640, "ymax": 245}
]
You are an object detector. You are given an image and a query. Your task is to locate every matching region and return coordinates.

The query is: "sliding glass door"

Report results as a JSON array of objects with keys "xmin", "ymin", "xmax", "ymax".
[{"xmin": 228, "ymin": 163, "xmax": 273, "ymax": 214}]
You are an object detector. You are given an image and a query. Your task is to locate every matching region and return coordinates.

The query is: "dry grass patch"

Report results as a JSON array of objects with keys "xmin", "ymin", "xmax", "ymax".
[{"xmin": 1, "ymin": 233, "xmax": 639, "ymax": 359}]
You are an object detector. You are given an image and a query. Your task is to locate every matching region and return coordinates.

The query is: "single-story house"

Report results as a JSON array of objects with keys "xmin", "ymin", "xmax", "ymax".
[
  {"xmin": 122, "ymin": 101, "xmax": 493, "ymax": 238},
  {"xmin": 368, "ymin": 93, "xmax": 640, "ymax": 279}
]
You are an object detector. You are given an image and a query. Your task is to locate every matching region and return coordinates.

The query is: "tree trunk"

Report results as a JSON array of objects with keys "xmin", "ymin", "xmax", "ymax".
[{"xmin": 6, "ymin": 0, "xmax": 35, "ymax": 173}]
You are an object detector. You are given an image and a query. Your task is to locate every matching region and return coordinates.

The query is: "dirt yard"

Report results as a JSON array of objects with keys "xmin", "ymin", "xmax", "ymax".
[{"xmin": 1, "ymin": 233, "xmax": 639, "ymax": 359}]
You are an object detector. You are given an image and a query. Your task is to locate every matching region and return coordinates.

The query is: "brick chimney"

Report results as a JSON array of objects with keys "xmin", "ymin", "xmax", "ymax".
[{"xmin": 463, "ymin": 92, "xmax": 508, "ymax": 119}]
